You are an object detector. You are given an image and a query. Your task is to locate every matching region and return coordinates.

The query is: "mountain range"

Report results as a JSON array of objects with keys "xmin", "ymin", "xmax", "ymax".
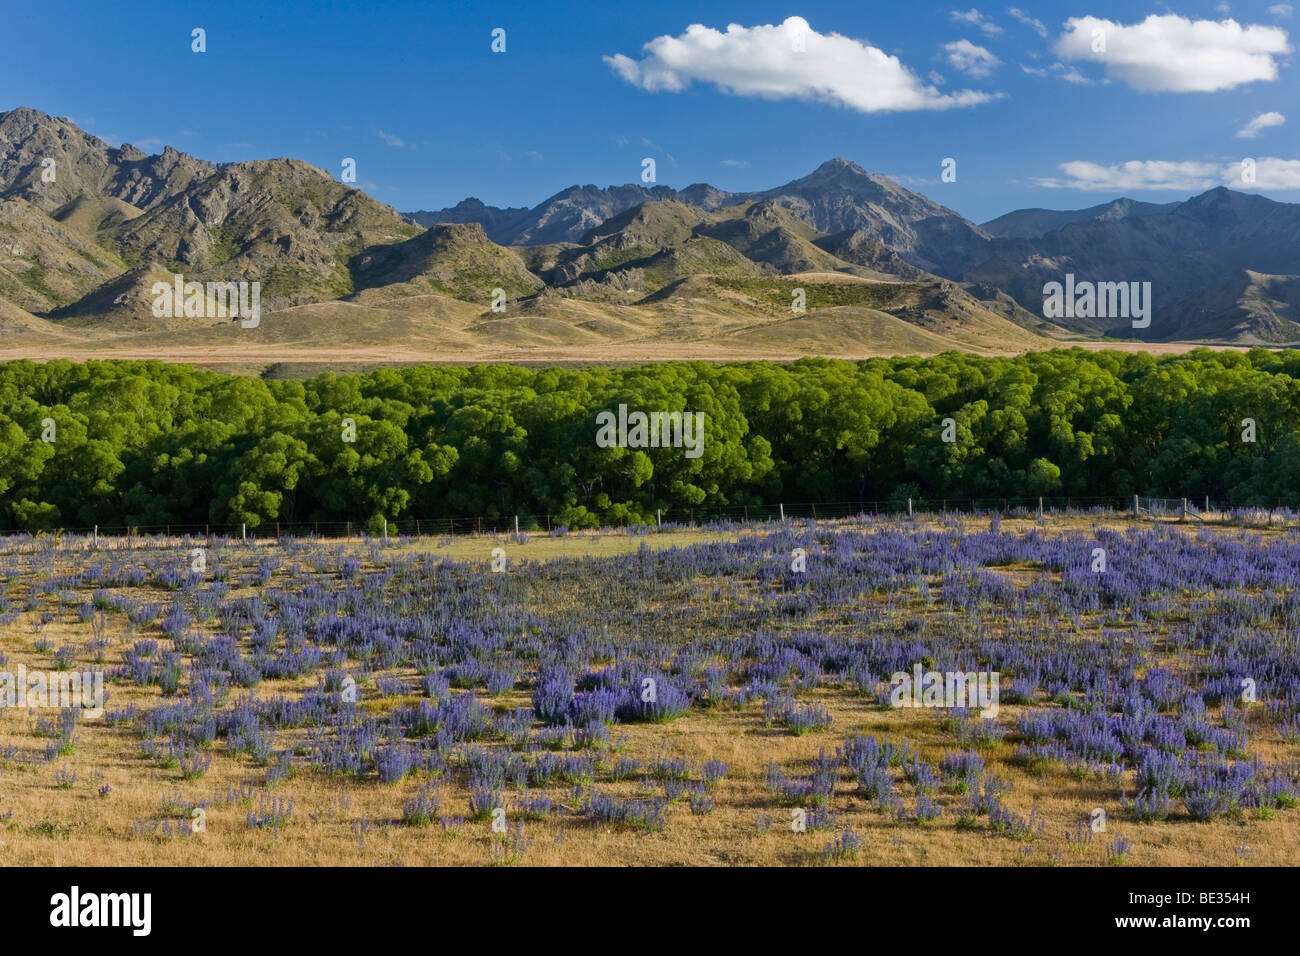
[
  {"xmin": 411, "ymin": 162, "xmax": 1300, "ymax": 345},
  {"xmin": 3, "ymin": 106, "xmax": 1299, "ymax": 369}
]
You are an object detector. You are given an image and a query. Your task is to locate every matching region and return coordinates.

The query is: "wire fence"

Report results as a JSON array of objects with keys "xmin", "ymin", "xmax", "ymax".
[{"xmin": 2, "ymin": 494, "xmax": 1296, "ymax": 545}]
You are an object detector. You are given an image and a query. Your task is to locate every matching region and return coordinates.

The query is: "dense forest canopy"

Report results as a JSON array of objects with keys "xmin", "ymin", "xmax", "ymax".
[{"xmin": 1, "ymin": 349, "xmax": 1298, "ymax": 532}]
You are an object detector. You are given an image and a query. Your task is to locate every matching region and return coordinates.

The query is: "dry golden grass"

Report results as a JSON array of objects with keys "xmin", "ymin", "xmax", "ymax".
[
  {"xmin": 1, "ymin": 515, "xmax": 1296, "ymax": 866},
  {"xmin": 0, "ymin": 340, "xmax": 1262, "ymax": 383}
]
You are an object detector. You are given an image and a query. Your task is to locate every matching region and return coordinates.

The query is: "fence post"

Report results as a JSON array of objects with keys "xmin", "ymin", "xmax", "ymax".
[
  {"xmin": 383, "ymin": 518, "xmax": 388, "ymax": 539},
  {"xmin": 908, "ymin": 497, "xmax": 913, "ymax": 517},
  {"xmin": 514, "ymin": 515, "xmax": 519, "ymax": 536},
  {"xmin": 779, "ymin": 503, "xmax": 785, "ymax": 522},
  {"xmin": 276, "ymin": 521, "xmax": 280, "ymax": 539},
  {"xmin": 1133, "ymin": 494, "xmax": 1139, "ymax": 518},
  {"xmin": 1038, "ymin": 497, "xmax": 1043, "ymax": 519},
  {"xmin": 93, "ymin": 524, "xmax": 97, "ymax": 546},
  {"xmin": 812, "ymin": 503, "xmax": 817, "ymax": 519},
  {"xmin": 1181, "ymin": 498, "xmax": 1188, "ymax": 522},
  {"xmin": 1205, "ymin": 495, "xmax": 1209, "ymax": 513},
  {"xmin": 657, "ymin": 509, "xmax": 661, "ymax": 528}
]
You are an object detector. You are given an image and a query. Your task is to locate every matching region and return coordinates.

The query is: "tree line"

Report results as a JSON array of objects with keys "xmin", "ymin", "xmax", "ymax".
[{"xmin": 1, "ymin": 348, "xmax": 1299, "ymax": 532}]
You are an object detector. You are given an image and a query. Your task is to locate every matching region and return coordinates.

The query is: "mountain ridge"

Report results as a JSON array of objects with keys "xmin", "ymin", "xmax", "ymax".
[{"xmin": 2, "ymin": 108, "xmax": 1298, "ymax": 350}]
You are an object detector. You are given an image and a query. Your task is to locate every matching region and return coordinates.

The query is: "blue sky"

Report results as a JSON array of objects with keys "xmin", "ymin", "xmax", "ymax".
[{"xmin": 2, "ymin": 0, "xmax": 1296, "ymax": 223}]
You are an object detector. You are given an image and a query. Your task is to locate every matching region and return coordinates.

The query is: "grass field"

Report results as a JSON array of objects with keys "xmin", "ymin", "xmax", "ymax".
[
  {"xmin": 0, "ymin": 340, "xmax": 1259, "ymax": 382},
  {"xmin": 1, "ymin": 516, "xmax": 1297, "ymax": 866}
]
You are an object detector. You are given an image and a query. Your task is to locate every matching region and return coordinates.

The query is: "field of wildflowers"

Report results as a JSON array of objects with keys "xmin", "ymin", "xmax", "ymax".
[{"xmin": 1, "ymin": 515, "xmax": 1297, "ymax": 866}]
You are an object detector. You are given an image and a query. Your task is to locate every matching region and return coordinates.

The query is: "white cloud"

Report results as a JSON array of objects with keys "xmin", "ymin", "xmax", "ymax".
[
  {"xmin": 1031, "ymin": 157, "xmax": 1300, "ymax": 191},
  {"xmin": 1033, "ymin": 160, "xmax": 1220, "ymax": 191},
  {"xmin": 1055, "ymin": 15, "xmax": 1291, "ymax": 92},
  {"xmin": 376, "ymin": 130, "xmax": 406, "ymax": 148},
  {"xmin": 928, "ymin": 69, "xmax": 947, "ymax": 85},
  {"xmin": 1008, "ymin": 7, "xmax": 1048, "ymax": 38},
  {"xmin": 1021, "ymin": 61, "xmax": 1093, "ymax": 83},
  {"xmin": 722, "ymin": 159, "xmax": 750, "ymax": 167},
  {"xmin": 950, "ymin": 9, "xmax": 1003, "ymax": 36},
  {"xmin": 1236, "ymin": 111, "xmax": 1286, "ymax": 137},
  {"xmin": 1269, "ymin": 4, "xmax": 1293, "ymax": 16},
  {"xmin": 1055, "ymin": 64, "xmax": 1092, "ymax": 84},
  {"xmin": 886, "ymin": 173, "xmax": 940, "ymax": 186},
  {"xmin": 604, "ymin": 16, "xmax": 998, "ymax": 113},
  {"xmin": 945, "ymin": 39, "xmax": 1002, "ymax": 77},
  {"xmin": 1215, "ymin": 2, "xmax": 1232, "ymax": 15},
  {"xmin": 1232, "ymin": 157, "xmax": 1300, "ymax": 188}
]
